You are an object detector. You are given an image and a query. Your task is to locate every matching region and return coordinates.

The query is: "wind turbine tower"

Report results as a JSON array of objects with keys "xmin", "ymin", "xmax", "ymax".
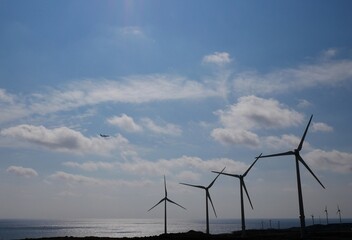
[
  {"xmin": 258, "ymin": 115, "xmax": 325, "ymax": 238},
  {"xmin": 148, "ymin": 176, "xmax": 186, "ymax": 234},
  {"xmin": 212, "ymin": 154, "xmax": 262, "ymax": 237},
  {"xmin": 180, "ymin": 167, "xmax": 225, "ymax": 234},
  {"xmin": 337, "ymin": 205, "xmax": 342, "ymax": 223},
  {"xmin": 325, "ymin": 206, "xmax": 329, "ymax": 224}
]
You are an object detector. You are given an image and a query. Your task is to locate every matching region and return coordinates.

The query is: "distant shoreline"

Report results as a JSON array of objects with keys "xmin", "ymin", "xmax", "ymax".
[{"xmin": 22, "ymin": 223, "xmax": 352, "ymax": 240}]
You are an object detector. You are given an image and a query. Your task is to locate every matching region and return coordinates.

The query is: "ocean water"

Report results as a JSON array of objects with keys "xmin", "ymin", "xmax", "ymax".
[{"xmin": 0, "ymin": 218, "xmax": 348, "ymax": 240}]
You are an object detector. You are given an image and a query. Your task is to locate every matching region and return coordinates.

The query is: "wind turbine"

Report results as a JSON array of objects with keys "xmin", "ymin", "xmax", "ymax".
[
  {"xmin": 212, "ymin": 154, "xmax": 262, "ymax": 237},
  {"xmin": 258, "ymin": 115, "xmax": 325, "ymax": 238},
  {"xmin": 180, "ymin": 167, "xmax": 225, "ymax": 234},
  {"xmin": 324, "ymin": 206, "xmax": 329, "ymax": 224},
  {"xmin": 337, "ymin": 205, "xmax": 342, "ymax": 223},
  {"xmin": 148, "ymin": 176, "xmax": 186, "ymax": 235},
  {"xmin": 311, "ymin": 214, "xmax": 315, "ymax": 225}
]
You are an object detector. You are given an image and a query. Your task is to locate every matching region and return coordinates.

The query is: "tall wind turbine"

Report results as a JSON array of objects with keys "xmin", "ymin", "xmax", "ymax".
[
  {"xmin": 212, "ymin": 154, "xmax": 262, "ymax": 237},
  {"xmin": 258, "ymin": 115, "xmax": 325, "ymax": 238},
  {"xmin": 337, "ymin": 205, "xmax": 342, "ymax": 223},
  {"xmin": 325, "ymin": 206, "xmax": 329, "ymax": 224},
  {"xmin": 180, "ymin": 167, "xmax": 225, "ymax": 234},
  {"xmin": 148, "ymin": 176, "xmax": 186, "ymax": 234}
]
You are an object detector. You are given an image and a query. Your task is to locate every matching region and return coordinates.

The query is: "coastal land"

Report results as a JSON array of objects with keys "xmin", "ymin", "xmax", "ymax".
[{"xmin": 24, "ymin": 223, "xmax": 352, "ymax": 240}]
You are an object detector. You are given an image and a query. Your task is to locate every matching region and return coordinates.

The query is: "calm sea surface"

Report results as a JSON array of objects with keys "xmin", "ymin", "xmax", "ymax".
[{"xmin": 0, "ymin": 218, "xmax": 348, "ymax": 240}]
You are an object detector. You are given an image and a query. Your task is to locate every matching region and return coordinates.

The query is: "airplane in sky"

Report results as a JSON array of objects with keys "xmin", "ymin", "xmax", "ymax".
[{"xmin": 99, "ymin": 134, "xmax": 110, "ymax": 138}]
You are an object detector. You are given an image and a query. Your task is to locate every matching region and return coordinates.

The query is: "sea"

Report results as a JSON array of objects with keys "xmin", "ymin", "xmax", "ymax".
[{"xmin": 0, "ymin": 218, "xmax": 348, "ymax": 240}]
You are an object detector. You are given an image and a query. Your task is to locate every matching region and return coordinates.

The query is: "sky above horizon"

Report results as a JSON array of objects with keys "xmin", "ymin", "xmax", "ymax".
[{"xmin": 1, "ymin": 0, "xmax": 352, "ymax": 222}]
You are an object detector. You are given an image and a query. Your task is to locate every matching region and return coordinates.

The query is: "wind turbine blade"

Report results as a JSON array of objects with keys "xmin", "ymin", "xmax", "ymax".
[
  {"xmin": 259, "ymin": 151, "xmax": 294, "ymax": 158},
  {"xmin": 211, "ymin": 171, "xmax": 240, "ymax": 179},
  {"xmin": 164, "ymin": 175, "xmax": 167, "ymax": 197},
  {"xmin": 297, "ymin": 155, "xmax": 325, "ymax": 189},
  {"xmin": 166, "ymin": 198, "xmax": 186, "ymax": 210},
  {"xmin": 207, "ymin": 191, "xmax": 217, "ymax": 218},
  {"xmin": 209, "ymin": 167, "xmax": 226, "ymax": 188},
  {"xmin": 297, "ymin": 114, "xmax": 313, "ymax": 151},
  {"xmin": 243, "ymin": 153, "xmax": 262, "ymax": 177},
  {"xmin": 180, "ymin": 182, "xmax": 206, "ymax": 189},
  {"xmin": 242, "ymin": 181, "xmax": 254, "ymax": 210},
  {"xmin": 148, "ymin": 198, "xmax": 165, "ymax": 212}
]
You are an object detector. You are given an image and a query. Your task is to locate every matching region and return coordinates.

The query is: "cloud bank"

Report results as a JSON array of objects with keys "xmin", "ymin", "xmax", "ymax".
[
  {"xmin": 211, "ymin": 96, "xmax": 304, "ymax": 147},
  {"xmin": 0, "ymin": 124, "xmax": 135, "ymax": 157},
  {"xmin": 108, "ymin": 114, "xmax": 143, "ymax": 133},
  {"xmin": 233, "ymin": 58, "xmax": 352, "ymax": 95},
  {"xmin": 0, "ymin": 74, "xmax": 224, "ymax": 124},
  {"xmin": 6, "ymin": 166, "xmax": 38, "ymax": 178},
  {"xmin": 203, "ymin": 52, "xmax": 232, "ymax": 66},
  {"xmin": 118, "ymin": 156, "xmax": 250, "ymax": 179},
  {"xmin": 305, "ymin": 149, "xmax": 352, "ymax": 174},
  {"xmin": 141, "ymin": 118, "xmax": 182, "ymax": 136},
  {"xmin": 63, "ymin": 156, "xmax": 251, "ymax": 179},
  {"xmin": 49, "ymin": 171, "xmax": 152, "ymax": 187},
  {"xmin": 107, "ymin": 114, "xmax": 182, "ymax": 136}
]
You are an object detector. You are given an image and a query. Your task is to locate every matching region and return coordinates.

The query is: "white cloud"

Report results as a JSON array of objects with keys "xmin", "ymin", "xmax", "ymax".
[
  {"xmin": 305, "ymin": 149, "xmax": 352, "ymax": 174},
  {"xmin": 37, "ymin": 75, "xmax": 221, "ymax": 110},
  {"xmin": 233, "ymin": 59, "xmax": 352, "ymax": 95},
  {"xmin": 312, "ymin": 122, "xmax": 333, "ymax": 132},
  {"xmin": 176, "ymin": 171, "xmax": 201, "ymax": 182},
  {"xmin": 49, "ymin": 171, "xmax": 152, "ymax": 187},
  {"xmin": 202, "ymin": 52, "xmax": 232, "ymax": 65},
  {"xmin": 216, "ymin": 96, "xmax": 303, "ymax": 130},
  {"xmin": 119, "ymin": 26, "xmax": 145, "ymax": 37},
  {"xmin": 63, "ymin": 161, "xmax": 115, "ymax": 171},
  {"xmin": 6, "ymin": 166, "xmax": 38, "ymax": 178},
  {"xmin": 107, "ymin": 114, "xmax": 142, "ymax": 132},
  {"xmin": 320, "ymin": 48, "xmax": 338, "ymax": 60},
  {"xmin": 50, "ymin": 171, "xmax": 100, "ymax": 185},
  {"xmin": 264, "ymin": 134, "xmax": 303, "ymax": 150},
  {"xmin": 107, "ymin": 114, "xmax": 182, "ymax": 136},
  {"xmin": 141, "ymin": 118, "xmax": 182, "ymax": 136},
  {"xmin": 0, "ymin": 89, "xmax": 14, "ymax": 103},
  {"xmin": 211, "ymin": 128, "xmax": 260, "ymax": 147},
  {"xmin": 211, "ymin": 96, "xmax": 304, "ymax": 147},
  {"xmin": 0, "ymin": 124, "xmax": 136, "ymax": 157},
  {"xmin": 0, "ymin": 74, "xmax": 224, "ymax": 124},
  {"xmin": 0, "ymin": 89, "xmax": 28, "ymax": 123},
  {"xmin": 297, "ymin": 99, "xmax": 312, "ymax": 109},
  {"xmin": 0, "ymin": 104, "xmax": 28, "ymax": 124},
  {"xmin": 118, "ymin": 156, "xmax": 249, "ymax": 177}
]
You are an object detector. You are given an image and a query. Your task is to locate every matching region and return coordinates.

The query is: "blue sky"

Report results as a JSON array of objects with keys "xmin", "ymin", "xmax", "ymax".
[{"xmin": 1, "ymin": 0, "xmax": 352, "ymax": 222}]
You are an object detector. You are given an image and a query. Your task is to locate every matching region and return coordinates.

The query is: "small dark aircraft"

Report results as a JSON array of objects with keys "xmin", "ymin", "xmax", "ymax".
[{"xmin": 100, "ymin": 134, "xmax": 110, "ymax": 138}]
